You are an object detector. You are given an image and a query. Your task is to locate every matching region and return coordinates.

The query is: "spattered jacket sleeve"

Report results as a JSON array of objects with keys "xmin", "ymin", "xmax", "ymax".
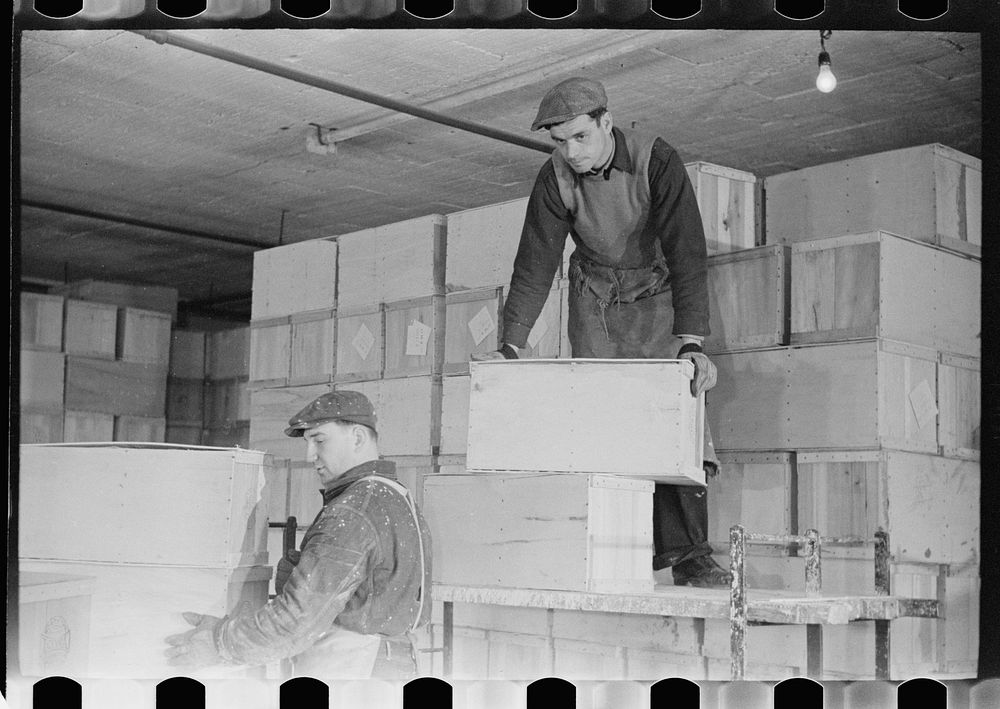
[
  {"xmin": 214, "ymin": 504, "xmax": 378, "ymax": 666},
  {"xmin": 501, "ymin": 161, "xmax": 572, "ymax": 349},
  {"xmin": 648, "ymin": 139, "xmax": 710, "ymax": 337}
]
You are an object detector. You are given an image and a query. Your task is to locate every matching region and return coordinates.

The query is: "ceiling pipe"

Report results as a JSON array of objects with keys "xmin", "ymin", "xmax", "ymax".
[
  {"xmin": 21, "ymin": 199, "xmax": 268, "ymax": 250},
  {"xmin": 132, "ymin": 30, "xmax": 556, "ymax": 156}
]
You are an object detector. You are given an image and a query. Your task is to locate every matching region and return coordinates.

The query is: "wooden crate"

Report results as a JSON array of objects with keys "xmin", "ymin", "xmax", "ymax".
[
  {"xmin": 384, "ymin": 296, "xmax": 446, "ymax": 379},
  {"xmin": 20, "ymin": 443, "xmax": 273, "ymax": 568},
  {"xmin": 440, "ymin": 375, "xmax": 471, "ymax": 456},
  {"xmin": 445, "ymin": 197, "xmax": 530, "ymax": 291},
  {"xmin": 51, "ymin": 279, "xmax": 179, "ymax": 321},
  {"xmin": 63, "ymin": 411, "xmax": 115, "ymax": 442},
  {"xmin": 790, "ymin": 231, "xmax": 980, "ymax": 357},
  {"xmin": 249, "ymin": 383, "xmax": 334, "ymax": 463},
  {"xmin": 248, "ymin": 318, "xmax": 291, "ymax": 388},
  {"xmin": 19, "ymin": 559, "xmax": 270, "ymax": 679},
  {"xmin": 20, "ymin": 292, "xmax": 64, "ymax": 351},
  {"xmin": 169, "ymin": 329, "xmax": 206, "ymax": 379},
  {"xmin": 206, "ymin": 326, "xmax": 251, "ymax": 380},
  {"xmin": 251, "ymin": 237, "xmax": 338, "ymax": 320},
  {"xmin": 334, "ymin": 305, "xmax": 384, "ymax": 382},
  {"xmin": 385, "ymin": 454, "xmax": 436, "ymax": 508},
  {"xmin": 797, "ymin": 450, "xmax": 979, "ymax": 566},
  {"xmin": 289, "ymin": 308, "xmax": 337, "ymax": 385},
  {"xmin": 764, "ymin": 143, "xmax": 982, "ymax": 258},
  {"xmin": 376, "ymin": 214, "xmax": 448, "ymax": 302},
  {"xmin": 205, "ymin": 377, "xmax": 251, "ymax": 427},
  {"xmin": 685, "ymin": 161, "xmax": 760, "ymax": 254},
  {"xmin": 64, "ymin": 357, "xmax": 167, "ymax": 417},
  {"xmin": 113, "ymin": 415, "xmax": 166, "ymax": 443},
  {"xmin": 424, "ymin": 473, "xmax": 654, "ymax": 593},
  {"xmin": 20, "ymin": 411, "xmax": 64, "ymax": 443},
  {"xmin": 707, "ymin": 451, "xmax": 794, "ymax": 546},
  {"xmin": 117, "ymin": 307, "xmax": 172, "ymax": 365},
  {"xmin": 20, "ymin": 349, "xmax": 65, "ymax": 412},
  {"xmin": 337, "ymin": 214, "xmax": 447, "ymax": 307},
  {"xmin": 708, "ymin": 339, "xmax": 941, "ymax": 453},
  {"xmin": 467, "ymin": 359, "xmax": 704, "ymax": 484},
  {"xmin": 937, "ymin": 353, "xmax": 980, "ymax": 459},
  {"xmin": 64, "ymin": 299, "xmax": 117, "ymax": 359},
  {"xmin": 444, "ymin": 288, "xmax": 502, "ymax": 374},
  {"xmin": 166, "ymin": 376, "xmax": 205, "ymax": 424},
  {"xmin": 705, "ymin": 244, "xmax": 789, "ymax": 354},
  {"xmin": 18, "ymin": 571, "xmax": 96, "ymax": 678},
  {"xmin": 371, "ymin": 376, "xmax": 442, "ymax": 457}
]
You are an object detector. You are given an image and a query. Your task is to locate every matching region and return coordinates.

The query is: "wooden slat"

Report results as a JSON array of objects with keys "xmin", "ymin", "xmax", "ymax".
[
  {"xmin": 440, "ymin": 375, "xmax": 471, "ymax": 456},
  {"xmin": 709, "ymin": 452, "xmax": 794, "ymax": 546},
  {"xmin": 376, "ymin": 214, "xmax": 447, "ymax": 302},
  {"xmin": 64, "ymin": 357, "xmax": 167, "ymax": 417},
  {"xmin": 686, "ymin": 161, "xmax": 758, "ymax": 254},
  {"xmin": 937, "ymin": 353, "xmax": 980, "ymax": 458},
  {"xmin": 205, "ymin": 377, "xmax": 251, "ymax": 427},
  {"xmin": 51, "ymin": 279, "xmax": 178, "ymax": 321},
  {"xmin": 375, "ymin": 375, "xmax": 441, "ymax": 457}
]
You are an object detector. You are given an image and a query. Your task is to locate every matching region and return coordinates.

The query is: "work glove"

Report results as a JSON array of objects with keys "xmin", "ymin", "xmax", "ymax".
[
  {"xmin": 677, "ymin": 344, "xmax": 717, "ymax": 397},
  {"xmin": 470, "ymin": 343, "xmax": 519, "ymax": 362},
  {"xmin": 274, "ymin": 548, "xmax": 301, "ymax": 595},
  {"xmin": 164, "ymin": 612, "xmax": 225, "ymax": 668}
]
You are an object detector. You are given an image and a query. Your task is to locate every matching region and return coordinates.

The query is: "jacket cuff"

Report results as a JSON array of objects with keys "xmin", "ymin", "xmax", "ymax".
[{"xmin": 502, "ymin": 322, "xmax": 531, "ymax": 349}]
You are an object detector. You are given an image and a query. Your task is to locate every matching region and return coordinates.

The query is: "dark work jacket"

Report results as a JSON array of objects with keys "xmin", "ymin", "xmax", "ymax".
[
  {"xmin": 502, "ymin": 126, "xmax": 710, "ymax": 348},
  {"xmin": 215, "ymin": 459, "xmax": 432, "ymax": 666}
]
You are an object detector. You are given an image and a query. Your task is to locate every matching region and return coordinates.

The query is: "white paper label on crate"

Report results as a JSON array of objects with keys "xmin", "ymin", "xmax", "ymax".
[
  {"xmin": 909, "ymin": 379, "xmax": 938, "ymax": 429},
  {"xmin": 406, "ymin": 320, "xmax": 432, "ymax": 356},
  {"xmin": 352, "ymin": 323, "xmax": 375, "ymax": 361},
  {"xmin": 467, "ymin": 306, "xmax": 496, "ymax": 346},
  {"xmin": 527, "ymin": 313, "xmax": 549, "ymax": 349}
]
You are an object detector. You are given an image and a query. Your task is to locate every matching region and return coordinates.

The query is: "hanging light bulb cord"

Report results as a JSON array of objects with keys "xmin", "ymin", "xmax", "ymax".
[{"xmin": 820, "ymin": 29, "xmax": 832, "ymax": 52}]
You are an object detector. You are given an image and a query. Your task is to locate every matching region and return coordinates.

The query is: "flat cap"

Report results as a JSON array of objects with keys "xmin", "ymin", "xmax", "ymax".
[
  {"xmin": 531, "ymin": 77, "xmax": 608, "ymax": 131},
  {"xmin": 284, "ymin": 390, "xmax": 377, "ymax": 437}
]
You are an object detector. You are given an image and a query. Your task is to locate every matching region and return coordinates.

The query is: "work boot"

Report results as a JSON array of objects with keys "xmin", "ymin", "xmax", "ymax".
[{"xmin": 672, "ymin": 554, "xmax": 732, "ymax": 588}]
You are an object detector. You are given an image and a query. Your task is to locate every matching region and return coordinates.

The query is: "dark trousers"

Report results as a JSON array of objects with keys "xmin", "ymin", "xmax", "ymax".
[{"xmin": 567, "ymin": 279, "xmax": 715, "ymax": 571}]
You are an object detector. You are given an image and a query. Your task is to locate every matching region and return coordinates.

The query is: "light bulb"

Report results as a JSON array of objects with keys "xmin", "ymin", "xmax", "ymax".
[{"xmin": 816, "ymin": 50, "xmax": 837, "ymax": 93}]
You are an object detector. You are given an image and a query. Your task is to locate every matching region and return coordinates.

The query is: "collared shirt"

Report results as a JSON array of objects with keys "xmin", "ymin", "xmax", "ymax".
[
  {"xmin": 215, "ymin": 458, "xmax": 431, "ymax": 666},
  {"xmin": 501, "ymin": 126, "xmax": 709, "ymax": 348}
]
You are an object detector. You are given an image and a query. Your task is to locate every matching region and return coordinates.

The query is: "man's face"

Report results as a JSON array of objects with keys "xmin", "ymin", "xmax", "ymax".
[
  {"xmin": 303, "ymin": 421, "xmax": 357, "ymax": 486},
  {"xmin": 548, "ymin": 112, "xmax": 614, "ymax": 174}
]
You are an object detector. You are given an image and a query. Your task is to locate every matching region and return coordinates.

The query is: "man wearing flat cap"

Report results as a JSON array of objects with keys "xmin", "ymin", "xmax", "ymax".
[
  {"xmin": 477, "ymin": 77, "xmax": 729, "ymax": 587},
  {"xmin": 164, "ymin": 390, "xmax": 432, "ymax": 678}
]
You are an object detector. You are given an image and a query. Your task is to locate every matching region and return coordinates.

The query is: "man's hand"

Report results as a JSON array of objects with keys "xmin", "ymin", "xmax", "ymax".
[
  {"xmin": 274, "ymin": 549, "xmax": 301, "ymax": 595},
  {"xmin": 677, "ymin": 347, "xmax": 717, "ymax": 397},
  {"xmin": 470, "ymin": 343, "xmax": 519, "ymax": 362},
  {"xmin": 164, "ymin": 612, "xmax": 224, "ymax": 668}
]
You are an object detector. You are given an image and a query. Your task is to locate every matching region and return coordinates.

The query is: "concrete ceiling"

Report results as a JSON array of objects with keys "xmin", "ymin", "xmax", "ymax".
[{"xmin": 15, "ymin": 28, "xmax": 982, "ymax": 321}]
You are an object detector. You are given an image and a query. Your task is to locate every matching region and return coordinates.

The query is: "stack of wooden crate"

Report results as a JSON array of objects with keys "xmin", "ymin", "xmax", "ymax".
[
  {"xmin": 204, "ymin": 326, "xmax": 252, "ymax": 448},
  {"xmin": 20, "ymin": 287, "xmax": 173, "ymax": 444},
  {"xmin": 18, "ymin": 443, "xmax": 274, "ymax": 679},
  {"xmin": 702, "ymin": 143, "xmax": 981, "ymax": 679}
]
